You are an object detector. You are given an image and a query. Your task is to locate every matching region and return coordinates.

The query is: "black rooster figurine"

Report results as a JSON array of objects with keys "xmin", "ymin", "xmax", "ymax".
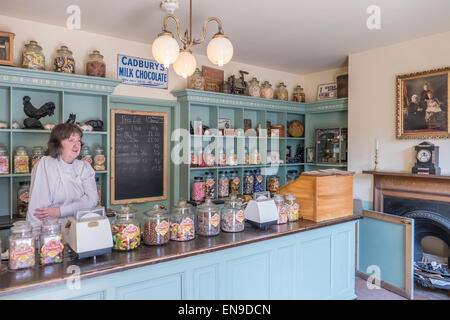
[
  {"xmin": 66, "ymin": 113, "xmax": 76, "ymax": 124},
  {"xmin": 23, "ymin": 96, "xmax": 56, "ymax": 129}
]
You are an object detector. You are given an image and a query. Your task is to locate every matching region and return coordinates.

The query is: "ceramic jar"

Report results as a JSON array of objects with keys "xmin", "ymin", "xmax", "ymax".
[
  {"xmin": 54, "ymin": 45, "xmax": 75, "ymax": 73},
  {"xmin": 248, "ymin": 77, "xmax": 261, "ymax": 97},
  {"xmin": 86, "ymin": 50, "xmax": 106, "ymax": 77},
  {"xmin": 260, "ymin": 81, "xmax": 274, "ymax": 99},
  {"xmin": 188, "ymin": 68, "xmax": 205, "ymax": 90},
  {"xmin": 275, "ymin": 82, "xmax": 288, "ymax": 101},
  {"xmin": 22, "ymin": 40, "xmax": 45, "ymax": 70}
]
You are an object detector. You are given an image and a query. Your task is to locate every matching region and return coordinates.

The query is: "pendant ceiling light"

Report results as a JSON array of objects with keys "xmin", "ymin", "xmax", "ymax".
[{"xmin": 152, "ymin": 0, "xmax": 233, "ymax": 78}]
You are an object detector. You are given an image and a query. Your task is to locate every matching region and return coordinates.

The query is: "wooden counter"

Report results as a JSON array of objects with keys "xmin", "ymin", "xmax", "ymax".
[{"xmin": 0, "ymin": 215, "xmax": 360, "ymax": 300}]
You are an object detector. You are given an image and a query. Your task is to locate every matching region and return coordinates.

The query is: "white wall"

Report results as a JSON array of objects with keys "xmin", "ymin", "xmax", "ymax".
[
  {"xmin": 348, "ymin": 30, "xmax": 450, "ymax": 202},
  {"xmin": 303, "ymin": 67, "xmax": 348, "ymax": 102},
  {"xmin": 0, "ymin": 14, "xmax": 304, "ymax": 101}
]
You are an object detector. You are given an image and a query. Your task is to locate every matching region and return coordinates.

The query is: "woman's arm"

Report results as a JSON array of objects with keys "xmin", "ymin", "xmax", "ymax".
[
  {"xmin": 26, "ymin": 157, "xmax": 53, "ymax": 226},
  {"xmin": 59, "ymin": 162, "xmax": 98, "ymax": 217}
]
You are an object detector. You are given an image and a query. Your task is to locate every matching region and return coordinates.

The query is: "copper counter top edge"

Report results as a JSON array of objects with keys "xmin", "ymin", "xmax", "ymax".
[{"xmin": 0, "ymin": 214, "xmax": 361, "ymax": 297}]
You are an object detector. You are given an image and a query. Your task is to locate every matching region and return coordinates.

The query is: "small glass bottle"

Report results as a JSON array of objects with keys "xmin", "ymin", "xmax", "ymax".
[
  {"xmin": 274, "ymin": 194, "xmax": 288, "ymax": 224},
  {"xmin": 143, "ymin": 204, "xmax": 170, "ymax": 245},
  {"xmin": 79, "ymin": 145, "xmax": 92, "ymax": 165},
  {"xmin": 204, "ymin": 172, "xmax": 216, "ymax": 199},
  {"xmin": 17, "ymin": 181, "xmax": 30, "ymax": 218},
  {"xmin": 93, "ymin": 146, "xmax": 106, "ymax": 171},
  {"xmin": 14, "ymin": 146, "xmax": 29, "ymax": 174},
  {"xmin": 253, "ymin": 169, "xmax": 264, "ymax": 193},
  {"xmin": 9, "ymin": 221, "xmax": 35, "ymax": 270},
  {"xmin": 229, "ymin": 170, "xmax": 240, "ymax": 195},
  {"xmin": 248, "ymin": 77, "xmax": 261, "ymax": 97},
  {"xmin": 192, "ymin": 176, "xmax": 205, "ymax": 202},
  {"xmin": 0, "ymin": 146, "xmax": 9, "ymax": 174},
  {"xmin": 285, "ymin": 193, "xmax": 300, "ymax": 222},
  {"xmin": 292, "ymin": 85, "xmax": 305, "ymax": 102},
  {"xmin": 39, "ymin": 219, "xmax": 64, "ymax": 266},
  {"xmin": 260, "ymin": 81, "xmax": 274, "ymax": 99},
  {"xmin": 197, "ymin": 198, "xmax": 221, "ymax": 237},
  {"xmin": 31, "ymin": 146, "xmax": 45, "ymax": 171},
  {"xmin": 218, "ymin": 171, "xmax": 229, "ymax": 198},
  {"xmin": 188, "ymin": 68, "xmax": 205, "ymax": 90},
  {"xmin": 275, "ymin": 82, "xmax": 288, "ymax": 101},
  {"xmin": 221, "ymin": 194, "xmax": 245, "ymax": 232},
  {"xmin": 22, "ymin": 40, "xmax": 45, "ymax": 70},
  {"xmin": 96, "ymin": 177, "xmax": 101, "ymax": 207},
  {"xmin": 170, "ymin": 199, "xmax": 196, "ymax": 241},
  {"xmin": 86, "ymin": 50, "xmax": 106, "ymax": 77},
  {"xmin": 243, "ymin": 170, "xmax": 254, "ymax": 195},
  {"xmin": 54, "ymin": 45, "xmax": 75, "ymax": 73},
  {"xmin": 111, "ymin": 205, "xmax": 141, "ymax": 251}
]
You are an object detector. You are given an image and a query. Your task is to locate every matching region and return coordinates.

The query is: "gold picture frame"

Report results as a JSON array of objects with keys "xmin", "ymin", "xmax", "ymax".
[{"xmin": 396, "ymin": 66, "xmax": 450, "ymax": 139}]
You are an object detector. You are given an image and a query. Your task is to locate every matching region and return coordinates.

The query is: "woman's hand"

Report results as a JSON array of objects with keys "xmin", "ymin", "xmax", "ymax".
[{"xmin": 34, "ymin": 207, "xmax": 61, "ymax": 220}]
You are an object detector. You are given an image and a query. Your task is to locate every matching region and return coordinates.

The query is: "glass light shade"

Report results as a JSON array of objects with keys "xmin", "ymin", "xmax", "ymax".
[
  {"xmin": 152, "ymin": 33, "xmax": 180, "ymax": 68},
  {"xmin": 173, "ymin": 50, "xmax": 197, "ymax": 78},
  {"xmin": 207, "ymin": 35, "xmax": 233, "ymax": 67}
]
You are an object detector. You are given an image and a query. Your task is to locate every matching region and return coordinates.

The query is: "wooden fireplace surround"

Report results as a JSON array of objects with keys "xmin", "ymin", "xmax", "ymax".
[{"xmin": 363, "ymin": 171, "xmax": 450, "ymax": 211}]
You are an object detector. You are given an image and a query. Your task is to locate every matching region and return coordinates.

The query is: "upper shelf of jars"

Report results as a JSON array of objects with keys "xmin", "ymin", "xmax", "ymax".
[{"xmin": 172, "ymin": 89, "xmax": 348, "ymax": 114}]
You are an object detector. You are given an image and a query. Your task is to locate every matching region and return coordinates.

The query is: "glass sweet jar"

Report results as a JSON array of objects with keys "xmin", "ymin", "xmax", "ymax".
[
  {"xmin": 86, "ymin": 50, "xmax": 106, "ymax": 77},
  {"xmin": 9, "ymin": 221, "xmax": 35, "ymax": 270},
  {"xmin": 14, "ymin": 146, "xmax": 29, "ymax": 174},
  {"xmin": 221, "ymin": 194, "xmax": 245, "ymax": 233},
  {"xmin": 275, "ymin": 82, "xmax": 288, "ymax": 101},
  {"xmin": 17, "ymin": 181, "xmax": 30, "ymax": 218},
  {"xmin": 273, "ymin": 194, "xmax": 287, "ymax": 224},
  {"xmin": 260, "ymin": 81, "xmax": 274, "ymax": 99},
  {"xmin": 39, "ymin": 219, "xmax": 64, "ymax": 266},
  {"xmin": 93, "ymin": 146, "xmax": 106, "ymax": 171},
  {"xmin": 79, "ymin": 145, "xmax": 92, "ymax": 165},
  {"xmin": 111, "ymin": 205, "xmax": 141, "ymax": 251},
  {"xmin": 31, "ymin": 146, "xmax": 45, "ymax": 171},
  {"xmin": 248, "ymin": 77, "xmax": 261, "ymax": 97},
  {"xmin": 187, "ymin": 68, "xmax": 205, "ymax": 90},
  {"xmin": 54, "ymin": 45, "xmax": 75, "ymax": 73},
  {"xmin": 197, "ymin": 198, "xmax": 220, "ymax": 237},
  {"xmin": 22, "ymin": 40, "xmax": 45, "ymax": 70},
  {"xmin": 170, "ymin": 199, "xmax": 196, "ymax": 241},
  {"xmin": 143, "ymin": 204, "xmax": 170, "ymax": 246},
  {"xmin": 191, "ymin": 176, "xmax": 205, "ymax": 202},
  {"xmin": 0, "ymin": 145, "xmax": 9, "ymax": 174},
  {"xmin": 285, "ymin": 193, "xmax": 300, "ymax": 222},
  {"xmin": 292, "ymin": 85, "xmax": 305, "ymax": 102}
]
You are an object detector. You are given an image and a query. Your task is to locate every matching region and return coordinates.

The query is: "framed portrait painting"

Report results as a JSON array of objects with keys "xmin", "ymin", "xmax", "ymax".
[{"xmin": 396, "ymin": 66, "xmax": 450, "ymax": 139}]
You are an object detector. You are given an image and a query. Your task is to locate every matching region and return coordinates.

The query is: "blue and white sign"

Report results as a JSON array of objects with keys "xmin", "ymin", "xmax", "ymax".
[{"xmin": 117, "ymin": 54, "xmax": 168, "ymax": 88}]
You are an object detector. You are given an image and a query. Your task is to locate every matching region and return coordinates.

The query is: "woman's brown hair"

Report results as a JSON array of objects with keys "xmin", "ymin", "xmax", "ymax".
[{"xmin": 47, "ymin": 123, "xmax": 83, "ymax": 158}]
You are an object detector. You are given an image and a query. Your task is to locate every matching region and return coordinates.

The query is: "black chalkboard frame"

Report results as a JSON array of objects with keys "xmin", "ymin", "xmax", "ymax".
[{"xmin": 111, "ymin": 109, "xmax": 168, "ymax": 204}]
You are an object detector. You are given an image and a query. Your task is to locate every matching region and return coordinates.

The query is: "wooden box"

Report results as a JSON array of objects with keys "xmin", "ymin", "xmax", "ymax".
[{"xmin": 279, "ymin": 173, "xmax": 353, "ymax": 222}]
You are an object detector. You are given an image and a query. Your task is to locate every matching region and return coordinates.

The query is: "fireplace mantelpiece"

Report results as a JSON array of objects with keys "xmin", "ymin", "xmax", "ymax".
[{"xmin": 362, "ymin": 171, "xmax": 450, "ymax": 210}]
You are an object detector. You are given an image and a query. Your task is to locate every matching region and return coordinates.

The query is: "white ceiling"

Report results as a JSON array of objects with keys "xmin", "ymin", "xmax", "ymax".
[{"xmin": 1, "ymin": 0, "xmax": 450, "ymax": 74}]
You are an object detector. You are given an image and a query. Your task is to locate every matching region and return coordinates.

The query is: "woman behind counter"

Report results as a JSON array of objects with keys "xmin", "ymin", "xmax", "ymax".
[{"xmin": 26, "ymin": 123, "xmax": 98, "ymax": 227}]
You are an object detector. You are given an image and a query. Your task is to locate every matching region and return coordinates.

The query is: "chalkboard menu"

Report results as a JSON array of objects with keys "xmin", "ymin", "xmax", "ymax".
[{"xmin": 111, "ymin": 109, "xmax": 167, "ymax": 204}]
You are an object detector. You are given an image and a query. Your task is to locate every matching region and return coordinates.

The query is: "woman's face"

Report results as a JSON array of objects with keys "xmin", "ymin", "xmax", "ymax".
[{"xmin": 61, "ymin": 133, "xmax": 81, "ymax": 162}]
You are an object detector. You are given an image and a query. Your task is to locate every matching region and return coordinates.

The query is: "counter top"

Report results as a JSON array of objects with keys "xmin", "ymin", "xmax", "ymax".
[{"xmin": 0, "ymin": 214, "xmax": 361, "ymax": 297}]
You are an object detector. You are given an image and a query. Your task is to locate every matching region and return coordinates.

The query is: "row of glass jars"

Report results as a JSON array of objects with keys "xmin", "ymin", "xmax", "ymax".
[
  {"xmin": 111, "ymin": 196, "xmax": 245, "ymax": 251},
  {"xmin": 274, "ymin": 193, "xmax": 301, "ymax": 224},
  {"xmin": 248, "ymin": 78, "xmax": 305, "ymax": 102},
  {"xmin": 21, "ymin": 40, "xmax": 106, "ymax": 77},
  {"xmin": 191, "ymin": 148, "xmax": 261, "ymax": 167},
  {"xmin": 7, "ymin": 219, "xmax": 64, "ymax": 270},
  {"xmin": 0, "ymin": 145, "xmax": 46, "ymax": 174},
  {"xmin": 192, "ymin": 170, "xmax": 241, "ymax": 201}
]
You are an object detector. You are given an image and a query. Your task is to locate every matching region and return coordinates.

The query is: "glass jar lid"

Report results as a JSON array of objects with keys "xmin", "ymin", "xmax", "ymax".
[
  {"xmin": 144, "ymin": 204, "xmax": 168, "ymax": 219},
  {"xmin": 224, "ymin": 194, "xmax": 241, "ymax": 208},
  {"xmin": 273, "ymin": 193, "xmax": 284, "ymax": 202},
  {"xmin": 88, "ymin": 50, "xmax": 104, "ymax": 60},
  {"xmin": 277, "ymin": 82, "xmax": 286, "ymax": 89},
  {"xmin": 0, "ymin": 145, "xmax": 7, "ymax": 155},
  {"xmin": 172, "ymin": 198, "xmax": 193, "ymax": 215},
  {"xmin": 116, "ymin": 204, "xmax": 136, "ymax": 219},
  {"xmin": 56, "ymin": 45, "xmax": 73, "ymax": 56},
  {"xmin": 93, "ymin": 146, "xmax": 104, "ymax": 154},
  {"xmin": 41, "ymin": 218, "xmax": 61, "ymax": 234},
  {"xmin": 11, "ymin": 220, "xmax": 32, "ymax": 234},
  {"xmin": 197, "ymin": 198, "xmax": 218, "ymax": 214},
  {"xmin": 192, "ymin": 68, "xmax": 202, "ymax": 77},
  {"xmin": 15, "ymin": 146, "xmax": 27, "ymax": 155},
  {"xmin": 294, "ymin": 84, "xmax": 304, "ymax": 91},
  {"xmin": 248, "ymin": 77, "xmax": 260, "ymax": 85},
  {"xmin": 32, "ymin": 146, "xmax": 44, "ymax": 153},
  {"xmin": 261, "ymin": 81, "xmax": 272, "ymax": 88},
  {"xmin": 285, "ymin": 193, "xmax": 296, "ymax": 201},
  {"xmin": 24, "ymin": 40, "xmax": 43, "ymax": 52}
]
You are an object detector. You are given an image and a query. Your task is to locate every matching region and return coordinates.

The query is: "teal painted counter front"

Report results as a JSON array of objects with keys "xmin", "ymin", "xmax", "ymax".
[{"xmin": 3, "ymin": 220, "xmax": 356, "ymax": 300}]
